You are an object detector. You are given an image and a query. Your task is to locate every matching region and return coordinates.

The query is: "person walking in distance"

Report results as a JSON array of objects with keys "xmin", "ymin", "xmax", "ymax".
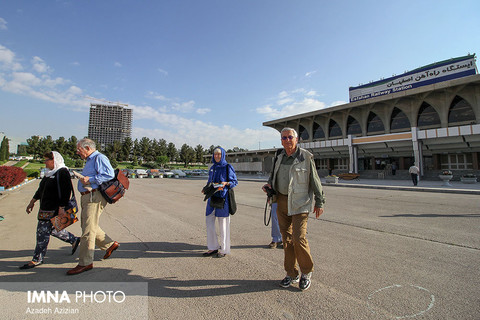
[
  {"xmin": 67, "ymin": 138, "xmax": 119, "ymax": 275},
  {"xmin": 409, "ymin": 163, "xmax": 420, "ymax": 186},
  {"xmin": 263, "ymin": 127, "xmax": 326, "ymax": 291}
]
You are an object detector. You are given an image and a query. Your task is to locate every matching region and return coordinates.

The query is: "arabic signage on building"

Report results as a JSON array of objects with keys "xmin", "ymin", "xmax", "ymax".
[{"xmin": 349, "ymin": 54, "xmax": 477, "ymax": 103}]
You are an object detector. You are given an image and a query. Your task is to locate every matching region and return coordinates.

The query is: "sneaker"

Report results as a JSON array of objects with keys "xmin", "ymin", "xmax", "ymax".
[
  {"xmin": 268, "ymin": 241, "xmax": 277, "ymax": 249},
  {"xmin": 299, "ymin": 272, "xmax": 312, "ymax": 291},
  {"xmin": 279, "ymin": 275, "xmax": 300, "ymax": 288}
]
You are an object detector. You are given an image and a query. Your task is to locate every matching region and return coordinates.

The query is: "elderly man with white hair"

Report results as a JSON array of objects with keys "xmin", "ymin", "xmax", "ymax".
[
  {"xmin": 67, "ymin": 138, "xmax": 119, "ymax": 275},
  {"xmin": 263, "ymin": 127, "xmax": 325, "ymax": 291}
]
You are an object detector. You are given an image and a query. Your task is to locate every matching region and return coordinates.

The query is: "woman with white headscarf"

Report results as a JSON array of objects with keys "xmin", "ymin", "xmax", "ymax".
[{"xmin": 19, "ymin": 151, "xmax": 80, "ymax": 269}]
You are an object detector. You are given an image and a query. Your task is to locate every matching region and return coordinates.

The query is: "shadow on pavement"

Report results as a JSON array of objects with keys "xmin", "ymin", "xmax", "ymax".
[
  {"xmin": 1, "ymin": 240, "xmax": 287, "ymax": 296},
  {"xmin": 379, "ymin": 213, "xmax": 480, "ymax": 218}
]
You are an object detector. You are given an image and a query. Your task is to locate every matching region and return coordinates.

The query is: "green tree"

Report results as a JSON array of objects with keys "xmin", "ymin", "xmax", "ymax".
[
  {"xmin": 133, "ymin": 139, "xmax": 140, "ymax": 162},
  {"xmin": 17, "ymin": 144, "xmax": 28, "ymax": 156},
  {"xmin": 179, "ymin": 144, "xmax": 195, "ymax": 167},
  {"xmin": 139, "ymin": 137, "xmax": 152, "ymax": 162},
  {"xmin": 208, "ymin": 145, "xmax": 216, "ymax": 155},
  {"xmin": 132, "ymin": 155, "xmax": 139, "ymax": 166},
  {"xmin": 38, "ymin": 136, "xmax": 54, "ymax": 156},
  {"xmin": 26, "ymin": 136, "xmax": 42, "ymax": 159},
  {"xmin": 66, "ymin": 136, "xmax": 78, "ymax": 159},
  {"xmin": 155, "ymin": 139, "xmax": 167, "ymax": 157},
  {"xmin": 106, "ymin": 141, "xmax": 122, "ymax": 162},
  {"xmin": 194, "ymin": 144, "xmax": 204, "ymax": 164},
  {"xmin": 166, "ymin": 142, "xmax": 177, "ymax": 162},
  {"xmin": 121, "ymin": 137, "xmax": 133, "ymax": 161},
  {"xmin": 110, "ymin": 158, "xmax": 118, "ymax": 169},
  {"xmin": 64, "ymin": 157, "xmax": 75, "ymax": 168},
  {"xmin": 54, "ymin": 136, "xmax": 68, "ymax": 155},
  {"xmin": 75, "ymin": 159, "xmax": 84, "ymax": 167},
  {"xmin": 0, "ymin": 136, "xmax": 9, "ymax": 161},
  {"xmin": 156, "ymin": 155, "xmax": 169, "ymax": 168}
]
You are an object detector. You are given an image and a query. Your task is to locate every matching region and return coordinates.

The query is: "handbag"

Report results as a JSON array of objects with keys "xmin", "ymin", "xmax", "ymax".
[
  {"xmin": 50, "ymin": 170, "xmax": 79, "ymax": 231},
  {"xmin": 226, "ymin": 165, "xmax": 237, "ymax": 215},
  {"xmin": 210, "ymin": 195, "xmax": 225, "ymax": 209},
  {"xmin": 51, "ymin": 206, "xmax": 78, "ymax": 232}
]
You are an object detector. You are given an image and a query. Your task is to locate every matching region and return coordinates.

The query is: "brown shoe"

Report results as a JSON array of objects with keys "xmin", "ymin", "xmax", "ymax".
[
  {"xmin": 103, "ymin": 241, "xmax": 119, "ymax": 259},
  {"xmin": 66, "ymin": 264, "xmax": 93, "ymax": 275}
]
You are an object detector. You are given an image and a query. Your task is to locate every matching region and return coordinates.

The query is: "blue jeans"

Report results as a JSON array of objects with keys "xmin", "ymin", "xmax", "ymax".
[{"xmin": 271, "ymin": 203, "xmax": 282, "ymax": 243}]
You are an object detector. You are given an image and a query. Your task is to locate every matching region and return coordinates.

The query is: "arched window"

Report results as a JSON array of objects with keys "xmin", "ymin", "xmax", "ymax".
[
  {"xmin": 347, "ymin": 116, "xmax": 362, "ymax": 135},
  {"xmin": 417, "ymin": 102, "xmax": 440, "ymax": 128},
  {"xmin": 448, "ymin": 96, "xmax": 476, "ymax": 125},
  {"xmin": 313, "ymin": 122, "xmax": 325, "ymax": 139},
  {"xmin": 329, "ymin": 119, "xmax": 342, "ymax": 138},
  {"xmin": 390, "ymin": 107, "xmax": 411, "ymax": 131},
  {"xmin": 298, "ymin": 125, "xmax": 309, "ymax": 141},
  {"xmin": 367, "ymin": 112, "xmax": 385, "ymax": 134}
]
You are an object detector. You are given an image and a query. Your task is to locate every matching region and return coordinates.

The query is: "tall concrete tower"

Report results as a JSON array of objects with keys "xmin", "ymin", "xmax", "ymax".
[{"xmin": 88, "ymin": 103, "xmax": 132, "ymax": 149}]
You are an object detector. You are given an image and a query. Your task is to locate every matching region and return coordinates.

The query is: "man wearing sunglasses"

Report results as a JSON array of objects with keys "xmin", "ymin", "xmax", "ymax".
[{"xmin": 262, "ymin": 127, "xmax": 325, "ymax": 291}]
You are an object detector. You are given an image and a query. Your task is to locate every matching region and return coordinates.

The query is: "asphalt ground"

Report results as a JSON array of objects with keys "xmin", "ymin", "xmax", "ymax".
[{"xmin": 0, "ymin": 178, "xmax": 479, "ymax": 319}]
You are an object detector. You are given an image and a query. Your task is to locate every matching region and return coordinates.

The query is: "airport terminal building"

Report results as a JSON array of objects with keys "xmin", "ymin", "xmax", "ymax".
[{"xmin": 230, "ymin": 55, "xmax": 480, "ymax": 180}]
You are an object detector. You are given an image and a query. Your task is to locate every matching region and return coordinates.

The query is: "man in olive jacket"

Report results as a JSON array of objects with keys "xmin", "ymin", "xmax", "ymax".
[{"xmin": 263, "ymin": 127, "xmax": 325, "ymax": 291}]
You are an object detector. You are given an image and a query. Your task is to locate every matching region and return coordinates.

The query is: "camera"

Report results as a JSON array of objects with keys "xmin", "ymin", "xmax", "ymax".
[{"xmin": 263, "ymin": 185, "xmax": 276, "ymax": 198}]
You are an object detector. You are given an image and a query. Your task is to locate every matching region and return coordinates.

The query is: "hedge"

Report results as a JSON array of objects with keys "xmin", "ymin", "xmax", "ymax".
[{"xmin": 0, "ymin": 166, "xmax": 27, "ymax": 188}]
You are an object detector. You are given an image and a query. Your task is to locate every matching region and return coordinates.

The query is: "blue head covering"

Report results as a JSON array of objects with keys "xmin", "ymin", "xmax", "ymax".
[
  {"xmin": 211, "ymin": 147, "xmax": 227, "ymax": 167},
  {"xmin": 210, "ymin": 147, "xmax": 228, "ymax": 182}
]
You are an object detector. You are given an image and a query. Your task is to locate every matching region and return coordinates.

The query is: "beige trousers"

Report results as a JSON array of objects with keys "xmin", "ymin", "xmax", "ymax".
[
  {"xmin": 276, "ymin": 193, "xmax": 314, "ymax": 277},
  {"xmin": 78, "ymin": 191, "xmax": 114, "ymax": 266}
]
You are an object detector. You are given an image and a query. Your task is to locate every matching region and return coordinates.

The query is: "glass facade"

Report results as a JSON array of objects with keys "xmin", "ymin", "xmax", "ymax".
[
  {"xmin": 367, "ymin": 112, "xmax": 385, "ymax": 134},
  {"xmin": 390, "ymin": 107, "xmax": 411, "ymax": 131},
  {"xmin": 417, "ymin": 102, "xmax": 440, "ymax": 128},
  {"xmin": 448, "ymin": 96, "xmax": 475, "ymax": 125},
  {"xmin": 347, "ymin": 116, "xmax": 362, "ymax": 135},
  {"xmin": 313, "ymin": 122, "xmax": 325, "ymax": 139},
  {"xmin": 329, "ymin": 120, "xmax": 342, "ymax": 138},
  {"xmin": 299, "ymin": 125, "xmax": 309, "ymax": 141}
]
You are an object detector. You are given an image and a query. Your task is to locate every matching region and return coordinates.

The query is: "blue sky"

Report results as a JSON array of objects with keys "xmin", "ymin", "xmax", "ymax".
[{"xmin": 1, "ymin": 0, "xmax": 479, "ymax": 151}]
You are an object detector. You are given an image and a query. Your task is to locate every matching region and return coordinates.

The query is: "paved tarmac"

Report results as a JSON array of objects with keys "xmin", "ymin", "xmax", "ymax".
[
  {"xmin": 237, "ymin": 174, "xmax": 480, "ymax": 195},
  {"xmin": 0, "ymin": 177, "xmax": 479, "ymax": 319}
]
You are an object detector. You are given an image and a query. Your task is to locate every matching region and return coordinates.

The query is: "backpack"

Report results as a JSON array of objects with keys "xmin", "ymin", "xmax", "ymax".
[{"xmin": 99, "ymin": 169, "xmax": 130, "ymax": 204}]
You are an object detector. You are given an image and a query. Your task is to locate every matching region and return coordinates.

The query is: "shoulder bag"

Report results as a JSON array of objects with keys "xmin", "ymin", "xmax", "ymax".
[
  {"xmin": 98, "ymin": 169, "xmax": 130, "ymax": 204},
  {"xmin": 50, "ymin": 170, "xmax": 79, "ymax": 231},
  {"xmin": 226, "ymin": 165, "xmax": 237, "ymax": 215}
]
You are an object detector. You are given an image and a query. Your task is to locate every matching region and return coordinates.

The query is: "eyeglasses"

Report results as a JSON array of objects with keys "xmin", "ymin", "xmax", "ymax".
[{"xmin": 281, "ymin": 135, "xmax": 295, "ymax": 141}]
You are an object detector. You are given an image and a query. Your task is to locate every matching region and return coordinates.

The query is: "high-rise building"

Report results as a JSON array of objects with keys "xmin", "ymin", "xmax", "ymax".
[{"xmin": 88, "ymin": 103, "xmax": 132, "ymax": 148}]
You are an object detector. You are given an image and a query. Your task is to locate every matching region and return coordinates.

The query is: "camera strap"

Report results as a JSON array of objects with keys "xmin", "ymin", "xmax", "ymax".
[{"xmin": 264, "ymin": 199, "xmax": 272, "ymax": 226}]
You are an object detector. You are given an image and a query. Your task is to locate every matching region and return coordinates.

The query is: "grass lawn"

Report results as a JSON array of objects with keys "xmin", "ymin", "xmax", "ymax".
[
  {"xmin": 13, "ymin": 160, "xmax": 29, "ymax": 167},
  {"xmin": 24, "ymin": 162, "xmax": 46, "ymax": 170}
]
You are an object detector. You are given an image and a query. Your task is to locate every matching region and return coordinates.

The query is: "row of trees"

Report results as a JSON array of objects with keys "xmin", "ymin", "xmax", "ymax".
[{"xmin": 25, "ymin": 135, "xmax": 247, "ymax": 168}]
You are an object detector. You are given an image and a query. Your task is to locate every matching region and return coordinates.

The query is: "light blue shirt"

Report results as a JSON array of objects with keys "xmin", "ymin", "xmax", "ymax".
[{"xmin": 77, "ymin": 151, "xmax": 114, "ymax": 192}]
